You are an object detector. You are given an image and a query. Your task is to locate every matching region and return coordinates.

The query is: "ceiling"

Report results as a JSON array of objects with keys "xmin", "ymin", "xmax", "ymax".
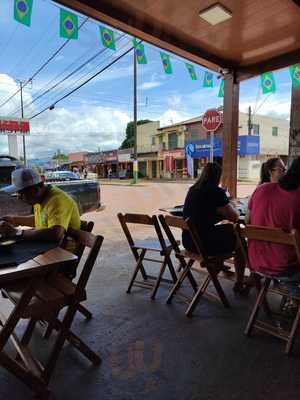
[{"xmin": 56, "ymin": 0, "xmax": 300, "ymax": 81}]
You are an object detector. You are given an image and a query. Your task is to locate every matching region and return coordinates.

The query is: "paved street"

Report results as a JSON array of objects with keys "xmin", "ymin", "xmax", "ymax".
[{"xmin": 86, "ymin": 181, "xmax": 256, "ymax": 240}]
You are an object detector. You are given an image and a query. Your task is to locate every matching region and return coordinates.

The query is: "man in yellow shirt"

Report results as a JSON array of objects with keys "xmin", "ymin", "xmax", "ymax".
[{"xmin": 0, "ymin": 168, "xmax": 80, "ymax": 249}]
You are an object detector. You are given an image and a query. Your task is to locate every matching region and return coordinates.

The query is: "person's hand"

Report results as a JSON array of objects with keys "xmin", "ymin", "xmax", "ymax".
[
  {"xmin": 1, "ymin": 216, "xmax": 16, "ymax": 225},
  {"xmin": 0, "ymin": 221, "xmax": 17, "ymax": 239}
]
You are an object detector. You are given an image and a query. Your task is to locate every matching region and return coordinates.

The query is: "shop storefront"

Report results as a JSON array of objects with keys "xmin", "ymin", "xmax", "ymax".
[
  {"xmin": 185, "ymin": 136, "xmax": 260, "ymax": 179},
  {"xmin": 159, "ymin": 149, "xmax": 186, "ymax": 179}
]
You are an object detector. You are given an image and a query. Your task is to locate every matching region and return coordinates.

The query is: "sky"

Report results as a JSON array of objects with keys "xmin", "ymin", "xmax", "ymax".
[{"xmin": 0, "ymin": 0, "xmax": 294, "ymax": 159}]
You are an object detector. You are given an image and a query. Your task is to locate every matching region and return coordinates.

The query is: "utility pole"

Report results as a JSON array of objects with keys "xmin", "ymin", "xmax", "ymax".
[
  {"xmin": 17, "ymin": 80, "xmax": 26, "ymax": 166},
  {"xmin": 132, "ymin": 42, "xmax": 138, "ymax": 184},
  {"xmin": 247, "ymin": 105, "xmax": 252, "ymax": 136}
]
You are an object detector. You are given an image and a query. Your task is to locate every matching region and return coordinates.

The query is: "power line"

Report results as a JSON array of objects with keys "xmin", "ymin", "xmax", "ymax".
[
  {"xmin": 8, "ymin": 34, "xmax": 127, "ymax": 117},
  {"xmin": 13, "ymin": 37, "xmax": 132, "ymax": 117},
  {"xmin": 29, "ymin": 44, "xmax": 134, "ymax": 120},
  {"xmin": 0, "ymin": 17, "xmax": 89, "ymax": 110}
]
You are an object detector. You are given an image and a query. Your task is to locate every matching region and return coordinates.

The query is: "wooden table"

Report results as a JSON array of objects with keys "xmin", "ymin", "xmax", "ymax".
[
  {"xmin": 160, "ymin": 198, "xmax": 248, "ymax": 224},
  {"xmin": 0, "ymin": 244, "xmax": 77, "ymax": 399}
]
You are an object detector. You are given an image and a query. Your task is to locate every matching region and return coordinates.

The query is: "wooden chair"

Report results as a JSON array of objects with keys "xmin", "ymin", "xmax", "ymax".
[
  {"xmin": 42, "ymin": 220, "xmax": 95, "ymax": 339},
  {"xmin": 2, "ymin": 229, "xmax": 104, "ymax": 387},
  {"xmin": 118, "ymin": 213, "xmax": 178, "ymax": 299},
  {"xmin": 159, "ymin": 214, "xmax": 234, "ymax": 317},
  {"xmin": 237, "ymin": 224, "xmax": 300, "ymax": 354}
]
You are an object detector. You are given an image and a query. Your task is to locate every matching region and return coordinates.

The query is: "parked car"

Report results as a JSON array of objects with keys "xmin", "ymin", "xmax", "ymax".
[
  {"xmin": 0, "ymin": 156, "xmax": 102, "ymax": 217},
  {"xmin": 45, "ymin": 170, "xmax": 81, "ymax": 181}
]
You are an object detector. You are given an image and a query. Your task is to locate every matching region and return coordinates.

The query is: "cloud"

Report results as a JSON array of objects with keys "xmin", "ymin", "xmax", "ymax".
[
  {"xmin": 159, "ymin": 109, "xmax": 190, "ymax": 127},
  {"xmin": 0, "ymin": 73, "xmax": 131, "ymax": 159},
  {"xmin": 138, "ymin": 81, "xmax": 162, "ymax": 90}
]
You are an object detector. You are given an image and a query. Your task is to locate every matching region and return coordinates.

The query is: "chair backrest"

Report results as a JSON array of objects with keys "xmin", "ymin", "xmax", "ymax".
[
  {"xmin": 74, "ymin": 220, "xmax": 95, "ymax": 260},
  {"xmin": 67, "ymin": 227, "xmax": 104, "ymax": 295},
  {"xmin": 236, "ymin": 224, "xmax": 300, "ymax": 267},
  {"xmin": 158, "ymin": 214, "xmax": 208, "ymax": 258},
  {"xmin": 118, "ymin": 212, "xmax": 169, "ymax": 254}
]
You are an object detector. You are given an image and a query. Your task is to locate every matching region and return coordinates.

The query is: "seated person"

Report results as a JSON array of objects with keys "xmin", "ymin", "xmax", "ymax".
[
  {"xmin": 0, "ymin": 168, "xmax": 81, "ymax": 276},
  {"xmin": 259, "ymin": 157, "xmax": 286, "ymax": 185},
  {"xmin": 182, "ymin": 162, "xmax": 239, "ymax": 256},
  {"xmin": 246, "ymin": 157, "xmax": 300, "ymax": 289}
]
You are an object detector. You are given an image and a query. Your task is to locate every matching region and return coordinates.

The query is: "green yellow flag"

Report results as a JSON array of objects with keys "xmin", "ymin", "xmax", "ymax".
[
  {"xmin": 218, "ymin": 80, "xmax": 224, "ymax": 98},
  {"xmin": 185, "ymin": 63, "xmax": 197, "ymax": 80},
  {"xmin": 133, "ymin": 39, "xmax": 147, "ymax": 64},
  {"xmin": 14, "ymin": 0, "xmax": 33, "ymax": 27},
  {"xmin": 260, "ymin": 72, "xmax": 276, "ymax": 94},
  {"xmin": 160, "ymin": 52, "xmax": 172, "ymax": 74},
  {"xmin": 60, "ymin": 9, "xmax": 78, "ymax": 39},
  {"xmin": 289, "ymin": 64, "xmax": 300, "ymax": 87},
  {"xmin": 203, "ymin": 71, "xmax": 214, "ymax": 87},
  {"xmin": 100, "ymin": 26, "xmax": 116, "ymax": 50}
]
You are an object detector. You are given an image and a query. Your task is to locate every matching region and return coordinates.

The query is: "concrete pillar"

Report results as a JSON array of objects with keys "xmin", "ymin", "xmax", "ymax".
[
  {"xmin": 8, "ymin": 135, "xmax": 19, "ymax": 159},
  {"xmin": 222, "ymin": 73, "xmax": 240, "ymax": 198},
  {"xmin": 288, "ymin": 85, "xmax": 300, "ymax": 164}
]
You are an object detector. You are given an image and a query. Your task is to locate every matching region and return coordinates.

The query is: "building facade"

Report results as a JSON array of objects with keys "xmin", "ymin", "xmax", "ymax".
[{"xmin": 136, "ymin": 112, "xmax": 289, "ymax": 180}]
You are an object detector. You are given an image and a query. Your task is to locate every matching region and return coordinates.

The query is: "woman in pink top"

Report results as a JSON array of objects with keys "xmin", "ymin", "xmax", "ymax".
[
  {"xmin": 247, "ymin": 157, "xmax": 300, "ymax": 292},
  {"xmin": 259, "ymin": 157, "xmax": 286, "ymax": 184}
]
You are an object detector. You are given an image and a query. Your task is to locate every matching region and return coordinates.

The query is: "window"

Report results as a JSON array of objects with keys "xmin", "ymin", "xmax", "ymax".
[
  {"xmin": 272, "ymin": 126, "xmax": 278, "ymax": 137},
  {"xmin": 190, "ymin": 127, "xmax": 199, "ymax": 141},
  {"xmin": 168, "ymin": 132, "xmax": 178, "ymax": 149},
  {"xmin": 151, "ymin": 136, "xmax": 156, "ymax": 145},
  {"xmin": 252, "ymin": 124, "xmax": 260, "ymax": 135}
]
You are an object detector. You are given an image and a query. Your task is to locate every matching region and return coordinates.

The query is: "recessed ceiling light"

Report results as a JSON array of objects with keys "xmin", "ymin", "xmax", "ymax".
[{"xmin": 199, "ymin": 3, "xmax": 232, "ymax": 25}]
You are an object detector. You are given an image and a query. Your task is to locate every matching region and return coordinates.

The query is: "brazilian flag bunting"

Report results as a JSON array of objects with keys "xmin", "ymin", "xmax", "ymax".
[
  {"xmin": 218, "ymin": 80, "xmax": 224, "ymax": 98},
  {"xmin": 60, "ymin": 9, "xmax": 78, "ymax": 39},
  {"xmin": 289, "ymin": 64, "xmax": 300, "ymax": 87},
  {"xmin": 133, "ymin": 39, "xmax": 147, "ymax": 64},
  {"xmin": 185, "ymin": 63, "xmax": 197, "ymax": 80},
  {"xmin": 14, "ymin": 0, "xmax": 33, "ymax": 27},
  {"xmin": 100, "ymin": 26, "xmax": 116, "ymax": 50},
  {"xmin": 160, "ymin": 52, "xmax": 172, "ymax": 74},
  {"xmin": 203, "ymin": 71, "xmax": 214, "ymax": 87},
  {"xmin": 260, "ymin": 72, "xmax": 276, "ymax": 94}
]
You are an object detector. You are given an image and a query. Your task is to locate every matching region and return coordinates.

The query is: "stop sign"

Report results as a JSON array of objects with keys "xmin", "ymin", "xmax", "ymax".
[{"xmin": 202, "ymin": 108, "xmax": 222, "ymax": 132}]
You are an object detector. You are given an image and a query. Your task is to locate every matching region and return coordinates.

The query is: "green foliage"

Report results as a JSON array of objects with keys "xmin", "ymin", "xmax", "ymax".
[
  {"xmin": 120, "ymin": 120, "xmax": 152, "ymax": 149},
  {"xmin": 52, "ymin": 149, "xmax": 68, "ymax": 161}
]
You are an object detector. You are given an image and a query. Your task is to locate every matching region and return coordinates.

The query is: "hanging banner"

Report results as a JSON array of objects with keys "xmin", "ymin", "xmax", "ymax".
[
  {"xmin": 100, "ymin": 26, "xmax": 116, "ymax": 50},
  {"xmin": 14, "ymin": 0, "xmax": 33, "ymax": 27},
  {"xmin": 60, "ymin": 9, "xmax": 78, "ymax": 39},
  {"xmin": 185, "ymin": 63, "xmax": 197, "ymax": 80},
  {"xmin": 0, "ymin": 117, "xmax": 30, "ymax": 135},
  {"xmin": 185, "ymin": 143, "xmax": 195, "ymax": 177},
  {"xmin": 133, "ymin": 39, "xmax": 147, "ymax": 64},
  {"xmin": 260, "ymin": 71, "xmax": 276, "ymax": 94},
  {"xmin": 203, "ymin": 71, "xmax": 214, "ymax": 88},
  {"xmin": 160, "ymin": 52, "xmax": 173, "ymax": 74},
  {"xmin": 218, "ymin": 80, "xmax": 224, "ymax": 98},
  {"xmin": 289, "ymin": 64, "xmax": 300, "ymax": 87}
]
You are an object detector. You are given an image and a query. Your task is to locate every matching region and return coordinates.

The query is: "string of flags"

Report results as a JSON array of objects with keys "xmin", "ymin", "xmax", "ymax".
[{"xmin": 13, "ymin": 0, "xmax": 300, "ymax": 97}]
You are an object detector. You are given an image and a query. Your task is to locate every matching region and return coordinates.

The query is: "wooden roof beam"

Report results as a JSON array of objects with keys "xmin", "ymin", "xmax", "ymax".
[
  {"xmin": 56, "ymin": 0, "xmax": 237, "ymax": 72},
  {"xmin": 236, "ymin": 49, "xmax": 300, "ymax": 82}
]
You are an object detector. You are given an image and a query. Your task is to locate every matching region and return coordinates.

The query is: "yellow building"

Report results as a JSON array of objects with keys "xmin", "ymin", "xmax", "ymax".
[{"xmin": 137, "ymin": 121, "xmax": 162, "ymax": 178}]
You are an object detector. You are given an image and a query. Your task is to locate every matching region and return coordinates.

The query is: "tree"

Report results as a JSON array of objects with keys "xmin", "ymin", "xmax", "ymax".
[
  {"xmin": 120, "ymin": 120, "xmax": 152, "ymax": 149},
  {"xmin": 52, "ymin": 149, "xmax": 68, "ymax": 162}
]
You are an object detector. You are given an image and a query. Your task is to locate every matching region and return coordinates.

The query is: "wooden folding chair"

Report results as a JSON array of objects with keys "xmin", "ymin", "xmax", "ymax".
[
  {"xmin": 237, "ymin": 225, "xmax": 300, "ymax": 354},
  {"xmin": 118, "ymin": 213, "xmax": 178, "ymax": 299},
  {"xmin": 43, "ymin": 220, "xmax": 95, "ymax": 339},
  {"xmin": 2, "ymin": 229, "xmax": 104, "ymax": 388},
  {"xmin": 159, "ymin": 214, "xmax": 234, "ymax": 317}
]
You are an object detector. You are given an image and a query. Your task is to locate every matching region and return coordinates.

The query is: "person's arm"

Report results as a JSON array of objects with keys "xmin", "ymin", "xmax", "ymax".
[
  {"xmin": 23, "ymin": 225, "xmax": 65, "ymax": 242},
  {"xmin": 244, "ymin": 209, "xmax": 251, "ymax": 225},
  {"xmin": 0, "ymin": 221, "xmax": 64, "ymax": 243},
  {"xmin": 2, "ymin": 215, "xmax": 35, "ymax": 227},
  {"xmin": 217, "ymin": 203, "xmax": 240, "ymax": 223}
]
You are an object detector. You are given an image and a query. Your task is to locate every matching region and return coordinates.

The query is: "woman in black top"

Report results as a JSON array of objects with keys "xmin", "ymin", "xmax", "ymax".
[{"xmin": 183, "ymin": 162, "xmax": 239, "ymax": 256}]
